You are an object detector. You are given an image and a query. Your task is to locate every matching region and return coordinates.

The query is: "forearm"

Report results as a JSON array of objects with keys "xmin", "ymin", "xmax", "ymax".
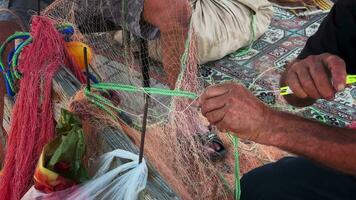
[{"xmin": 259, "ymin": 110, "xmax": 356, "ymax": 175}]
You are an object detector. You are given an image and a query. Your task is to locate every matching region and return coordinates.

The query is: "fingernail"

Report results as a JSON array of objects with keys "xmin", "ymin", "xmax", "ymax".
[{"xmin": 337, "ymin": 84, "xmax": 345, "ymax": 92}]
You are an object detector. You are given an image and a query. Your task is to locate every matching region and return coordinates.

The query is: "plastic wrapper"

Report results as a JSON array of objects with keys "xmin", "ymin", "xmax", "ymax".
[{"xmin": 22, "ymin": 149, "xmax": 148, "ymax": 200}]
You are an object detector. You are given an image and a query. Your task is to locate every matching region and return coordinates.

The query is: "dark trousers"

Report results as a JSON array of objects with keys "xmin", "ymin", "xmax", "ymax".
[{"xmin": 241, "ymin": 157, "xmax": 356, "ymax": 200}]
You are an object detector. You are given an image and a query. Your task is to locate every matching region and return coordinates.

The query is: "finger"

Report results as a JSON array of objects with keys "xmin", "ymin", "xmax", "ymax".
[
  {"xmin": 287, "ymin": 71, "xmax": 308, "ymax": 98},
  {"xmin": 297, "ymin": 66, "xmax": 321, "ymax": 99},
  {"xmin": 324, "ymin": 55, "xmax": 347, "ymax": 92},
  {"xmin": 309, "ymin": 61, "xmax": 335, "ymax": 100},
  {"xmin": 201, "ymin": 94, "xmax": 227, "ymax": 116},
  {"xmin": 205, "ymin": 107, "xmax": 226, "ymax": 125},
  {"xmin": 196, "ymin": 84, "xmax": 231, "ymax": 107},
  {"xmin": 202, "ymin": 84, "xmax": 231, "ymax": 100}
]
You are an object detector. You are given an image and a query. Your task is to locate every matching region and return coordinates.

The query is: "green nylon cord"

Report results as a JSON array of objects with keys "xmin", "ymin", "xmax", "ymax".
[
  {"xmin": 0, "ymin": 23, "xmax": 72, "ymax": 93},
  {"xmin": 218, "ymin": 172, "xmax": 235, "ymax": 196},
  {"xmin": 84, "ymin": 88, "xmax": 142, "ymax": 121},
  {"xmin": 229, "ymin": 133, "xmax": 241, "ymax": 200},
  {"xmin": 0, "ymin": 32, "xmax": 31, "ymax": 92},
  {"xmin": 234, "ymin": 137, "xmax": 241, "ymax": 200},
  {"xmin": 90, "ymin": 83, "xmax": 198, "ymax": 100},
  {"xmin": 84, "ymin": 89, "xmax": 119, "ymax": 116},
  {"xmin": 176, "ymin": 19, "xmax": 194, "ymax": 87},
  {"xmin": 12, "ymin": 37, "xmax": 33, "ymax": 79},
  {"xmin": 233, "ymin": 13, "xmax": 257, "ymax": 57},
  {"xmin": 84, "ymin": 90, "xmax": 117, "ymax": 119}
]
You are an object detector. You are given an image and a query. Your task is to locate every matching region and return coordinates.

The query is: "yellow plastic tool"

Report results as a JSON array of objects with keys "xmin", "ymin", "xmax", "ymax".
[
  {"xmin": 347, "ymin": 74, "xmax": 356, "ymax": 84},
  {"xmin": 280, "ymin": 75, "xmax": 356, "ymax": 96}
]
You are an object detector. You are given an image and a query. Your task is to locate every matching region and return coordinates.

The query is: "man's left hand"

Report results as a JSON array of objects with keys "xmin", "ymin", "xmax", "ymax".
[{"xmin": 197, "ymin": 83, "xmax": 271, "ymax": 141}]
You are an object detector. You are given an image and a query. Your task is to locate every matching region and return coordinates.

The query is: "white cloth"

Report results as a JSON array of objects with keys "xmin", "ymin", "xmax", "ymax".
[{"xmin": 149, "ymin": 0, "xmax": 273, "ymax": 64}]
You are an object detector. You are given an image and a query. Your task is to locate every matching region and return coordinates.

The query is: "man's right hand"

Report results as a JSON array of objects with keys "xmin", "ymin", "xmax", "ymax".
[{"xmin": 281, "ymin": 53, "xmax": 347, "ymax": 106}]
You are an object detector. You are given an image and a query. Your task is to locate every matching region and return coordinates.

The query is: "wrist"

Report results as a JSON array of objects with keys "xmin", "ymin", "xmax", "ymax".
[{"xmin": 254, "ymin": 108, "xmax": 283, "ymax": 145}]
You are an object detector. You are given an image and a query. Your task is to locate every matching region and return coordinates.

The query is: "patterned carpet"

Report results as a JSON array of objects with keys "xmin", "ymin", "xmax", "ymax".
[{"xmin": 200, "ymin": 7, "xmax": 356, "ymax": 128}]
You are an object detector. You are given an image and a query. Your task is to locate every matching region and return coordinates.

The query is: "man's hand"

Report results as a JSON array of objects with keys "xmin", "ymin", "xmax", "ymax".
[
  {"xmin": 283, "ymin": 53, "xmax": 347, "ymax": 101},
  {"xmin": 197, "ymin": 83, "xmax": 271, "ymax": 141},
  {"xmin": 197, "ymin": 83, "xmax": 356, "ymax": 176}
]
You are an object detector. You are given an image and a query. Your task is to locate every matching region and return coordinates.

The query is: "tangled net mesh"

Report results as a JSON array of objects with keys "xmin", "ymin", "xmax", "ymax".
[{"xmin": 40, "ymin": 1, "xmax": 287, "ymax": 199}]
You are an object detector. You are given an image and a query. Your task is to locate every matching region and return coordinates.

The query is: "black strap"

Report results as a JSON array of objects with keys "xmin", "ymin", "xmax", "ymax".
[{"xmin": 138, "ymin": 37, "xmax": 150, "ymax": 164}]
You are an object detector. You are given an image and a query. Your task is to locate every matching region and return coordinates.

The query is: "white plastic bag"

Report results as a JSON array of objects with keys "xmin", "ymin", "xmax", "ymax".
[{"xmin": 22, "ymin": 149, "xmax": 148, "ymax": 200}]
